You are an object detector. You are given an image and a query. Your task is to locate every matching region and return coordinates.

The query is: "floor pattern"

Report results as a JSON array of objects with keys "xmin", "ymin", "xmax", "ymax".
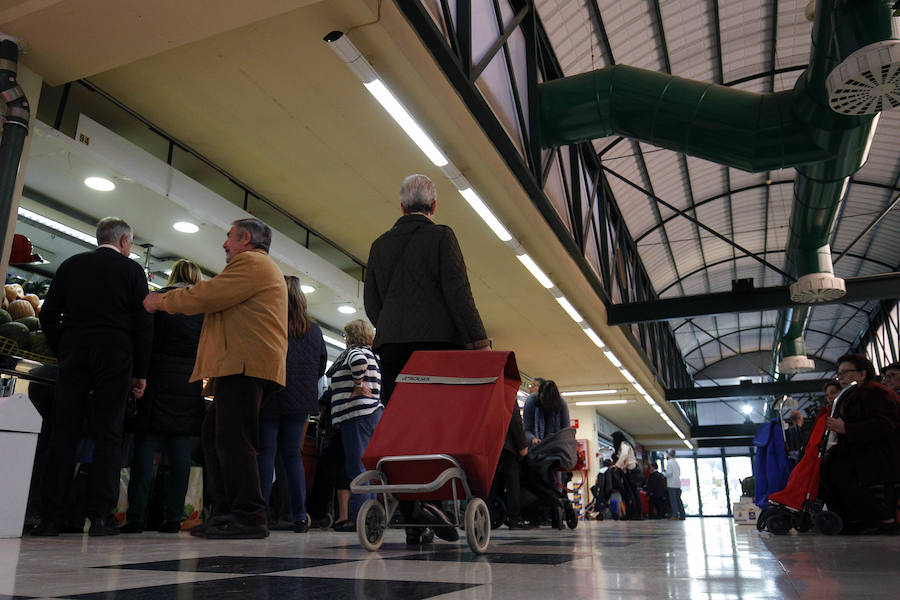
[{"xmin": 4, "ymin": 518, "xmax": 900, "ymax": 599}]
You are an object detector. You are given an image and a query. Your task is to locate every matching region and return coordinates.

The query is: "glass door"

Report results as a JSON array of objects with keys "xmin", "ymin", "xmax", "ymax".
[
  {"xmin": 676, "ymin": 458, "xmax": 699, "ymax": 516},
  {"xmin": 696, "ymin": 457, "xmax": 728, "ymax": 516},
  {"xmin": 725, "ymin": 456, "xmax": 753, "ymax": 505}
]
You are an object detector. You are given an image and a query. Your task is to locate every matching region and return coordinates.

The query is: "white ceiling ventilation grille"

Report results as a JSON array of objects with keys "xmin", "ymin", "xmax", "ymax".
[
  {"xmin": 827, "ymin": 40, "xmax": 900, "ymax": 115},
  {"xmin": 789, "ymin": 272, "xmax": 846, "ymax": 303},
  {"xmin": 779, "ymin": 356, "xmax": 816, "ymax": 374}
]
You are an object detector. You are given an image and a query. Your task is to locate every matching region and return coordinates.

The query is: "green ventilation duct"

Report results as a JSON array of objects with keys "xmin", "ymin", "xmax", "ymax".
[{"xmin": 537, "ymin": 0, "xmax": 899, "ymax": 378}]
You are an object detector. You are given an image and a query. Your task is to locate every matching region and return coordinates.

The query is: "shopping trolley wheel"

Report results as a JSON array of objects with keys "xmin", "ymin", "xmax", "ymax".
[
  {"xmin": 766, "ymin": 512, "xmax": 791, "ymax": 535},
  {"xmin": 756, "ymin": 507, "xmax": 774, "ymax": 532},
  {"xmin": 357, "ymin": 499, "xmax": 387, "ymax": 551},
  {"xmin": 565, "ymin": 502, "xmax": 579, "ymax": 530},
  {"xmin": 792, "ymin": 511, "xmax": 813, "ymax": 533},
  {"xmin": 815, "ymin": 510, "xmax": 843, "ymax": 536},
  {"xmin": 465, "ymin": 498, "xmax": 490, "ymax": 554}
]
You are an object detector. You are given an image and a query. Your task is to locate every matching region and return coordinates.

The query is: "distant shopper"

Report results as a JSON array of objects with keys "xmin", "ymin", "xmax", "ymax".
[
  {"xmin": 523, "ymin": 380, "xmax": 569, "ymax": 447},
  {"xmin": 882, "ymin": 362, "xmax": 900, "ymax": 393},
  {"xmin": 646, "ymin": 463, "xmax": 668, "ymax": 519},
  {"xmin": 143, "ymin": 218, "xmax": 288, "ymax": 539},
  {"xmin": 364, "ymin": 173, "xmax": 489, "ymax": 404},
  {"xmin": 325, "ymin": 319, "xmax": 382, "ymax": 532},
  {"xmin": 823, "ymin": 380, "xmax": 842, "ymax": 409},
  {"xmin": 665, "ymin": 449, "xmax": 686, "ymax": 520},
  {"xmin": 33, "ymin": 217, "xmax": 152, "ymax": 537},
  {"xmin": 612, "ymin": 430, "xmax": 641, "ymax": 520},
  {"xmin": 122, "ymin": 259, "xmax": 205, "ymax": 534},
  {"xmin": 257, "ymin": 276, "xmax": 326, "ymax": 533}
]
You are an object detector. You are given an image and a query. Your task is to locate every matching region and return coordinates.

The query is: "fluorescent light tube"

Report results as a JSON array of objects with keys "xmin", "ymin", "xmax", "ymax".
[
  {"xmin": 516, "ymin": 253, "xmax": 553, "ymax": 288},
  {"xmin": 18, "ymin": 207, "xmax": 96, "ymax": 245},
  {"xmin": 555, "ymin": 296, "xmax": 583, "ymax": 323},
  {"xmin": 602, "ymin": 350, "xmax": 622, "ymax": 368},
  {"xmin": 322, "ymin": 334, "xmax": 346, "ymax": 350},
  {"xmin": 620, "ymin": 369, "xmax": 637, "ymax": 384},
  {"xmin": 575, "ymin": 399, "xmax": 629, "ymax": 406},
  {"xmin": 683, "ymin": 439, "xmax": 693, "ymax": 449},
  {"xmin": 583, "ymin": 328, "xmax": 604, "ymax": 348},
  {"xmin": 562, "ymin": 390, "xmax": 621, "ymax": 397},
  {"xmin": 363, "ymin": 80, "xmax": 448, "ymax": 167},
  {"xmin": 459, "ymin": 188, "xmax": 512, "ymax": 241},
  {"xmin": 632, "ymin": 383, "xmax": 647, "ymax": 396},
  {"xmin": 653, "ymin": 405, "xmax": 664, "ymax": 413}
]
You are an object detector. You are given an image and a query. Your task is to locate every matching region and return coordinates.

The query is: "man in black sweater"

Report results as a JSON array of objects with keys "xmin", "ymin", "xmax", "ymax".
[{"xmin": 32, "ymin": 217, "xmax": 152, "ymax": 536}]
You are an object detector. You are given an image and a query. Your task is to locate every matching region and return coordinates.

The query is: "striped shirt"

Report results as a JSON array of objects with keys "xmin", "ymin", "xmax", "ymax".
[{"xmin": 330, "ymin": 346, "xmax": 382, "ymax": 425}]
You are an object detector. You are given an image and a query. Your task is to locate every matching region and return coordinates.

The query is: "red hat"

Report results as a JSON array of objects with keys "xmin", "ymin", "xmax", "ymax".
[{"xmin": 10, "ymin": 233, "xmax": 42, "ymax": 264}]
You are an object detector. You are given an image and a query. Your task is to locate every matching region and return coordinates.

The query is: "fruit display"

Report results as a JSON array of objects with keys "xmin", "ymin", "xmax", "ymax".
[
  {"xmin": 0, "ymin": 321, "xmax": 32, "ymax": 351},
  {"xmin": 8, "ymin": 298, "xmax": 35, "ymax": 319},
  {"xmin": 0, "ymin": 278, "xmax": 55, "ymax": 363}
]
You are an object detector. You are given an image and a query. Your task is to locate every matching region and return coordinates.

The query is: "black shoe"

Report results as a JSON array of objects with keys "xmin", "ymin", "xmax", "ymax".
[
  {"xmin": 29, "ymin": 521, "xmax": 60, "ymax": 537},
  {"xmin": 418, "ymin": 503, "xmax": 459, "ymax": 542},
  {"xmin": 158, "ymin": 521, "xmax": 182, "ymax": 533},
  {"xmin": 293, "ymin": 520, "xmax": 309, "ymax": 533},
  {"xmin": 507, "ymin": 518, "xmax": 529, "ymax": 530},
  {"xmin": 405, "ymin": 527, "xmax": 435, "ymax": 545},
  {"xmin": 119, "ymin": 521, "xmax": 144, "ymax": 534},
  {"xmin": 88, "ymin": 516, "xmax": 120, "ymax": 537},
  {"xmin": 332, "ymin": 520, "xmax": 356, "ymax": 532},
  {"xmin": 190, "ymin": 515, "xmax": 233, "ymax": 537},
  {"xmin": 203, "ymin": 521, "xmax": 269, "ymax": 539}
]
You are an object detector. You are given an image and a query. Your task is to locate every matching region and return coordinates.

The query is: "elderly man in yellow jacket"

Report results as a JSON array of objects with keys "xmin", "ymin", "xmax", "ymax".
[{"xmin": 144, "ymin": 218, "xmax": 287, "ymax": 539}]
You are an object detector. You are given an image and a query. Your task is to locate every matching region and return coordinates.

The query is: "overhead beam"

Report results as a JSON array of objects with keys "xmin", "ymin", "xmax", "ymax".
[
  {"xmin": 608, "ymin": 272, "xmax": 900, "ymax": 324},
  {"xmin": 667, "ymin": 379, "xmax": 828, "ymax": 401},
  {"xmin": 696, "ymin": 437, "xmax": 755, "ymax": 448}
]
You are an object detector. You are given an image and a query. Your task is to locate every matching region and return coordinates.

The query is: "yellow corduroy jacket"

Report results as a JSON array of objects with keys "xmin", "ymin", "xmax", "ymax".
[{"xmin": 157, "ymin": 248, "xmax": 288, "ymax": 386}]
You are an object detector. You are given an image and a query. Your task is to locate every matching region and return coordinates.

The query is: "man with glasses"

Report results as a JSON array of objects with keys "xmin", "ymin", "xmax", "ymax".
[
  {"xmin": 881, "ymin": 362, "xmax": 900, "ymax": 393},
  {"xmin": 821, "ymin": 354, "xmax": 900, "ymax": 534}
]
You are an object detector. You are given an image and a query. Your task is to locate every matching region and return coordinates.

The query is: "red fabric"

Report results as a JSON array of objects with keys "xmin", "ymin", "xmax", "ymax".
[
  {"xmin": 768, "ymin": 410, "xmax": 828, "ymax": 509},
  {"xmin": 362, "ymin": 350, "xmax": 519, "ymax": 499}
]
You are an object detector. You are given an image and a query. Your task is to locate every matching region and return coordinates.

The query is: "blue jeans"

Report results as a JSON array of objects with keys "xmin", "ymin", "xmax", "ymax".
[
  {"xmin": 339, "ymin": 409, "xmax": 383, "ymax": 522},
  {"xmin": 258, "ymin": 412, "xmax": 309, "ymax": 523},
  {"xmin": 667, "ymin": 487, "xmax": 685, "ymax": 518}
]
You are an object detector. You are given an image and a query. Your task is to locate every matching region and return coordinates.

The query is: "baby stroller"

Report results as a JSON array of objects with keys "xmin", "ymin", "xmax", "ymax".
[
  {"xmin": 757, "ymin": 382, "xmax": 857, "ymax": 535},
  {"xmin": 517, "ymin": 427, "xmax": 579, "ymax": 529}
]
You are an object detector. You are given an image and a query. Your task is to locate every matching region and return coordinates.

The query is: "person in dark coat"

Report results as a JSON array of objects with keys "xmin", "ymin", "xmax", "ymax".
[
  {"xmin": 645, "ymin": 462, "xmax": 668, "ymax": 519},
  {"xmin": 364, "ymin": 173, "xmax": 489, "ymax": 405},
  {"xmin": 491, "ymin": 403, "xmax": 529, "ymax": 528},
  {"xmin": 257, "ymin": 276, "xmax": 326, "ymax": 533},
  {"xmin": 33, "ymin": 217, "xmax": 152, "ymax": 537},
  {"xmin": 821, "ymin": 353, "xmax": 900, "ymax": 533},
  {"xmin": 122, "ymin": 260, "xmax": 205, "ymax": 533}
]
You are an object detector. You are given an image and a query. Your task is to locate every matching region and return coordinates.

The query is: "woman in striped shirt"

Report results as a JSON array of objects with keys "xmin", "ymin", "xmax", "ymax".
[{"xmin": 325, "ymin": 319, "xmax": 382, "ymax": 530}]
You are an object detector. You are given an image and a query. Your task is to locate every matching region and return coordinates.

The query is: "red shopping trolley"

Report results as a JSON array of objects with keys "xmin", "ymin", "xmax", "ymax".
[{"xmin": 350, "ymin": 350, "xmax": 520, "ymax": 553}]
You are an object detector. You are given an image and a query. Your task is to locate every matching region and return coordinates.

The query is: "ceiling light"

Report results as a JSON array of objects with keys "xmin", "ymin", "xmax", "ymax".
[
  {"xmin": 683, "ymin": 439, "xmax": 694, "ymax": 449},
  {"xmin": 555, "ymin": 295, "xmax": 583, "ymax": 323},
  {"xmin": 173, "ymin": 221, "xmax": 199, "ymax": 234},
  {"xmin": 301, "ymin": 284, "xmax": 316, "ymax": 294},
  {"xmin": 459, "ymin": 188, "xmax": 512, "ymax": 241},
  {"xmin": 84, "ymin": 176, "xmax": 115, "ymax": 191},
  {"xmin": 326, "ymin": 31, "xmax": 447, "ymax": 167},
  {"xmin": 338, "ymin": 305, "xmax": 357, "ymax": 314},
  {"xmin": 323, "ymin": 334, "xmax": 346, "ymax": 350},
  {"xmin": 18, "ymin": 207, "xmax": 96, "ymax": 245},
  {"xmin": 742, "ymin": 404, "xmax": 753, "ymax": 415},
  {"xmin": 562, "ymin": 390, "xmax": 620, "ymax": 397},
  {"xmin": 632, "ymin": 383, "xmax": 647, "ymax": 396},
  {"xmin": 653, "ymin": 405, "xmax": 664, "ymax": 414},
  {"xmin": 583, "ymin": 327, "xmax": 604, "ymax": 348},
  {"xmin": 603, "ymin": 350, "xmax": 622, "ymax": 368},
  {"xmin": 575, "ymin": 399, "xmax": 629, "ymax": 406},
  {"xmin": 620, "ymin": 368, "xmax": 637, "ymax": 384},
  {"xmin": 516, "ymin": 253, "xmax": 553, "ymax": 288}
]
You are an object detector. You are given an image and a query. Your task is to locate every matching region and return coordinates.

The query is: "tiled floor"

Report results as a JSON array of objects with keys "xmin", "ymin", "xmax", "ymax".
[{"xmin": 3, "ymin": 518, "xmax": 899, "ymax": 599}]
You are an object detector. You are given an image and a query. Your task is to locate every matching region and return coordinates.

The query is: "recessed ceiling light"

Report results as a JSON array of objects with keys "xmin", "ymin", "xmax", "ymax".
[
  {"xmin": 84, "ymin": 176, "xmax": 115, "ymax": 191},
  {"xmin": 741, "ymin": 404, "xmax": 753, "ymax": 415},
  {"xmin": 338, "ymin": 305, "xmax": 357, "ymax": 314},
  {"xmin": 173, "ymin": 221, "xmax": 199, "ymax": 233},
  {"xmin": 562, "ymin": 390, "xmax": 622, "ymax": 397},
  {"xmin": 301, "ymin": 284, "xmax": 316, "ymax": 294}
]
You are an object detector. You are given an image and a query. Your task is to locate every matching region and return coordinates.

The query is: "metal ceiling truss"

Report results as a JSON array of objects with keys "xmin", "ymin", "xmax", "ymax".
[
  {"xmin": 667, "ymin": 379, "xmax": 830, "ymax": 401},
  {"xmin": 852, "ymin": 299, "xmax": 900, "ymax": 368},
  {"xmin": 396, "ymin": 0, "xmax": 694, "ymax": 390}
]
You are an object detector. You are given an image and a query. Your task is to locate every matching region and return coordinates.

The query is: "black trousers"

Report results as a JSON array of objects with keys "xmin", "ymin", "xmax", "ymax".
[
  {"xmin": 377, "ymin": 342, "xmax": 464, "ymax": 404},
  {"xmin": 820, "ymin": 452, "xmax": 888, "ymax": 528},
  {"xmin": 202, "ymin": 374, "xmax": 271, "ymax": 526},
  {"xmin": 41, "ymin": 344, "xmax": 132, "ymax": 522},
  {"xmin": 648, "ymin": 494, "xmax": 668, "ymax": 519}
]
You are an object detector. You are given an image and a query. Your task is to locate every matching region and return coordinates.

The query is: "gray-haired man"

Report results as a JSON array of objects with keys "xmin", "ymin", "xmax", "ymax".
[{"xmin": 34, "ymin": 217, "xmax": 153, "ymax": 536}]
